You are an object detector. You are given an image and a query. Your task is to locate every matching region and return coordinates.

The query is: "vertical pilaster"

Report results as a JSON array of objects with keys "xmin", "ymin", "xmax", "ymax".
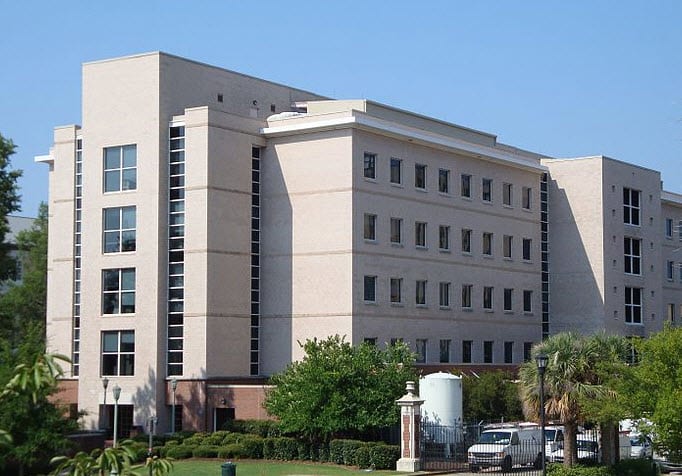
[{"xmin": 396, "ymin": 381, "xmax": 424, "ymax": 472}]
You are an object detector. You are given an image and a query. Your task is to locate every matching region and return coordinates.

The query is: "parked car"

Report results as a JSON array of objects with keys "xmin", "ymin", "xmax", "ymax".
[
  {"xmin": 544, "ymin": 425, "xmax": 564, "ymax": 454},
  {"xmin": 630, "ymin": 434, "xmax": 653, "ymax": 459},
  {"xmin": 548, "ymin": 438, "xmax": 600, "ymax": 463},
  {"xmin": 467, "ymin": 425, "xmax": 543, "ymax": 472}
]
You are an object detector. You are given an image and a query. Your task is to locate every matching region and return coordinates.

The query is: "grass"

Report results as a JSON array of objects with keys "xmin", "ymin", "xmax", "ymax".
[{"xmin": 143, "ymin": 458, "xmax": 399, "ymax": 475}]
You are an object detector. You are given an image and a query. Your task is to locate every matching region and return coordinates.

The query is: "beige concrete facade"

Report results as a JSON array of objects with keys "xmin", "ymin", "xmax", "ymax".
[{"xmin": 40, "ymin": 52, "xmax": 681, "ymax": 433}]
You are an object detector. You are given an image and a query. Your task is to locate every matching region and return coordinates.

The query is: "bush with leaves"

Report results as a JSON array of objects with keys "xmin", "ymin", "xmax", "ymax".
[
  {"xmin": 165, "ymin": 445, "xmax": 195, "ymax": 459},
  {"xmin": 368, "ymin": 444, "xmax": 400, "ymax": 470},
  {"xmin": 217, "ymin": 443, "xmax": 244, "ymax": 459}
]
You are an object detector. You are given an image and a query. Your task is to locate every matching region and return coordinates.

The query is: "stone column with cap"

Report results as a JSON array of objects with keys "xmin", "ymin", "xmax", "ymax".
[{"xmin": 396, "ymin": 381, "xmax": 424, "ymax": 472}]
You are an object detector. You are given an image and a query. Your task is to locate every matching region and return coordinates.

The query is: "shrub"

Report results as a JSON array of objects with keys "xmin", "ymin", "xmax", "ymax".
[
  {"xmin": 613, "ymin": 459, "xmax": 658, "ymax": 476},
  {"xmin": 547, "ymin": 463, "xmax": 614, "ymax": 476},
  {"xmin": 355, "ymin": 445, "xmax": 372, "ymax": 469},
  {"xmin": 272, "ymin": 437, "xmax": 299, "ymax": 460},
  {"xmin": 182, "ymin": 432, "xmax": 209, "ymax": 446},
  {"xmin": 239, "ymin": 435, "xmax": 264, "ymax": 459},
  {"xmin": 165, "ymin": 445, "xmax": 196, "ymax": 459},
  {"xmin": 342, "ymin": 440, "xmax": 366, "ymax": 465},
  {"xmin": 205, "ymin": 431, "xmax": 231, "ymax": 445},
  {"xmin": 310, "ymin": 443, "xmax": 329, "ymax": 462},
  {"xmin": 223, "ymin": 419, "xmax": 281, "ymax": 437},
  {"xmin": 192, "ymin": 445, "xmax": 220, "ymax": 458},
  {"xmin": 369, "ymin": 444, "xmax": 400, "ymax": 470},
  {"xmin": 217, "ymin": 443, "xmax": 245, "ymax": 459},
  {"xmin": 165, "ymin": 440, "xmax": 180, "ymax": 447},
  {"xmin": 329, "ymin": 439, "xmax": 349, "ymax": 464},
  {"xmin": 262, "ymin": 438, "xmax": 275, "ymax": 460},
  {"xmin": 296, "ymin": 440, "xmax": 312, "ymax": 461}
]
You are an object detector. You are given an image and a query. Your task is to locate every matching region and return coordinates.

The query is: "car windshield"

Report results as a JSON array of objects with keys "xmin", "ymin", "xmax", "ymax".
[
  {"xmin": 546, "ymin": 429, "xmax": 556, "ymax": 441},
  {"xmin": 479, "ymin": 431, "xmax": 511, "ymax": 444}
]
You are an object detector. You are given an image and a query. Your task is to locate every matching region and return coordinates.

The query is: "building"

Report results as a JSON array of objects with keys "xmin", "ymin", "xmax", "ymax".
[
  {"xmin": 38, "ymin": 52, "xmax": 681, "ymax": 435},
  {"xmin": 1, "ymin": 215, "xmax": 35, "ymax": 293}
]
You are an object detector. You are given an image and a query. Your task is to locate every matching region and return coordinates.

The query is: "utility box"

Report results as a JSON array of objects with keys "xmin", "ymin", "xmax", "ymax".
[{"xmin": 221, "ymin": 461, "xmax": 236, "ymax": 476}]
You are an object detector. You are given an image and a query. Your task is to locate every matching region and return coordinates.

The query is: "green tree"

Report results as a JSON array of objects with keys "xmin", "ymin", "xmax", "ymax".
[
  {"xmin": 622, "ymin": 325, "xmax": 682, "ymax": 462},
  {"xmin": 0, "ymin": 132, "xmax": 22, "ymax": 281},
  {"xmin": 462, "ymin": 370, "xmax": 523, "ymax": 423},
  {"xmin": 519, "ymin": 333, "xmax": 627, "ymax": 467},
  {"xmin": 264, "ymin": 335, "xmax": 417, "ymax": 443}
]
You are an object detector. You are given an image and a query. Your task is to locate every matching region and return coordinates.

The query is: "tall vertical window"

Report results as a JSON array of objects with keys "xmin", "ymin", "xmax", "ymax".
[
  {"xmin": 503, "ymin": 288, "xmax": 513, "ymax": 312},
  {"xmin": 415, "ymin": 164, "xmax": 427, "ymax": 189},
  {"xmin": 523, "ymin": 342, "xmax": 533, "ymax": 362},
  {"xmin": 482, "ymin": 232, "xmax": 493, "ymax": 256},
  {"xmin": 364, "ymin": 213, "xmax": 377, "ymax": 241},
  {"xmin": 462, "ymin": 229, "xmax": 472, "ymax": 253},
  {"xmin": 484, "ymin": 341, "xmax": 494, "ymax": 363},
  {"xmin": 462, "ymin": 340, "xmax": 472, "ymax": 363},
  {"xmin": 103, "ymin": 207, "xmax": 136, "ymax": 253},
  {"xmin": 679, "ymin": 220, "xmax": 682, "ymax": 241},
  {"xmin": 522, "ymin": 238, "xmax": 532, "ymax": 261},
  {"xmin": 102, "ymin": 268, "xmax": 135, "ymax": 314},
  {"xmin": 416, "ymin": 280, "xmax": 427, "ymax": 306},
  {"xmin": 461, "ymin": 174, "xmax": 471, "ymax": 198},
  {"xmin": 482, "ymin": 178, "xmax": 492, "ymax": 202},
  {"xmin": 503, "ymin": 183, "xmax": 513, "ymax": 206},
  {"xmin": 666, "ymin": 218, "xmax": 674, "ymax": 238},
  {"xmin": 390, "ymin": 218, "xmax": 403, "ymax": 244},
  {"xmin": 523, "ymin": 290, "xmax": 533, "ymax": 313},
  {"xmin": 668, "ymin": 303, "xmax": 675, "ymax": 322},
  {"xmin": 623, "ymin": 188, "xmax": 641, "ymax": 226},
  {"xmin": 439, "ymin": 282, "xmax": 451, "ymax": 308},
  {"xmin": 104, "ymin": 145, "xmax": 137, "ymax": 192},
  {"xmin": 522, "ymin": 187, "xmax": 532, "ymax": 210},
  {"xmin": 625, "ymin": 287, "xmax": 642, "ymax": 324},
  {"xmin": 667, "ymin": 261, "xmax": 675, "ymax": 281},
  {"xmin": 415, "ymin": 222, "xmax": 427, "ymax": 248},
  {"xmin": 440, "ymin": 339, "xmax": 451, "ymax": 363},
  {"xmin": 624, "ymin": 237, "xmax": 641, "ymax": 275},
  {"xmin": 390, "ymin": 278, "xmax": 403, "ymax": 303},
  {"xmin": 363, "ymin": 152, "xmax": 376, "ymax": 179},
  {"xmin": 439, "ymin": 225, "xmax": 450, "ymax": 250},
  {"xmin": 503, "ymin": 235, "xmax": 513, "ymax": 259},
  {"xmin": 483, "ymin": 286, "xmax": 494, "ymax": 310},
  {"xmin": 390, "ymin": 157, "xmax": 402, "ymax": 184},
  {"xmin": 250, "ymin": 146, "xmax": 261, "ymax": 376},
  {"xmin": 504, "ymin": 342, "xmax": 514, "ymax": 364},
  {"xmin": 72, "ymin": 137, "xmax": 83, "ymax": 376},
  {"xmin": 363, "ymin": 276, "xmax": 377, "ymax": 302},
  {"xmin": 461, "ymin": 284, "xmax": 472, "ymax": 308},
  {"xmin": 439, "ymin": 169, "xmax": 450, "ymax": 194},
  {"xmin": 101, "ymin": 330, "xmax": 135, "ymax": 376},
  {"xmin": 416, "ymin": 339, "xmax": 427, "ymax": 363}
]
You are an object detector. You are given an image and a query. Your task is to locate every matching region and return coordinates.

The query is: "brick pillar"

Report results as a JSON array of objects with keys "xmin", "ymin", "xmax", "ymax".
[{"xmin": 396, "ymin": 381, "xmax": 424, "ymax": 472}]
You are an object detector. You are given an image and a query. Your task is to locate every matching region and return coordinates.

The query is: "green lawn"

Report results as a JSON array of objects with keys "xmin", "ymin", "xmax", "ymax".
[{"xmin": 149, "ymin": 458, "xmax": 400, "ymax": 476}]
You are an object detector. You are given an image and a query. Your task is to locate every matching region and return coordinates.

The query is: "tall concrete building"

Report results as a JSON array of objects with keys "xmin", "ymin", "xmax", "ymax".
[{"xmin": 39, "ymin": 52, "xmax": 681, "ymax": 435}]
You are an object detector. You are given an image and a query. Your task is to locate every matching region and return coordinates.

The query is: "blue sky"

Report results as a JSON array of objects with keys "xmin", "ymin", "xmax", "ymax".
[{"xmin": 1, "ymin": 1, "xmax": 680, "ymax": 215}]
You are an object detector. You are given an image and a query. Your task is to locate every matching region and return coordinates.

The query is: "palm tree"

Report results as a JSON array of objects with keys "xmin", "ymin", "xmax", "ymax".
[{"xmin": 519, "ymin": 332, "xmax": 626, "ymax": 467}]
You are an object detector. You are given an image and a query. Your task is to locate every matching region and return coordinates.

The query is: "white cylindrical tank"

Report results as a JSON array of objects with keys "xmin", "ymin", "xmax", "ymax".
[{"xmin": 419, "ymin": 372, "xmax": 463, "ymax": 426}]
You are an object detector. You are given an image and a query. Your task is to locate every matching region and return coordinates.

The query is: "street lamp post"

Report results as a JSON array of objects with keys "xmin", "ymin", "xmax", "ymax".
[
  {"xmin": 147, "ymin": 415, "xmax": 157, "ymax": 476},
  {"xmin": 112, "ymin": 384, "xmax": 121, "ymax": 448},
  {"xmin": 170, "ymin": 379, "xmax": 178, "ymax": 435},
  {"xmin": 536, "ymin": 353, "xmax": 549, "ymax": 476},
  {"xmin": 102, "ymin": 377, "xmax": 109, "ymax": 431}
]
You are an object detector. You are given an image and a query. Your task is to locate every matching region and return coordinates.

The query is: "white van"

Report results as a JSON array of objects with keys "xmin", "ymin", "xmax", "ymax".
[{"xmin": 467, "ymin": 425, "xmax": 543, "ymax": 472}]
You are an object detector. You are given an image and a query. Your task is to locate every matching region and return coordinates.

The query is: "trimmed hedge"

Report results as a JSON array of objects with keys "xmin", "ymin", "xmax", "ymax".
[
  {"xmin": 369, "ymin": 444, "xmax": 400, "ymax": 470},
  {"xmin": 613, "ymin": 459, "xmax": 658, "ymax": 476},
  {"xmin": 165, "ymin": 445, "xmax": 196, "ymax": 459},
  {"xmin": 192, "ymin": 445, "xmax": 220, "ymax": 458},
  {"xmin": 547, "ymin": 464, "xmax": 614, "ymax": 476},
  {"xmin": 355, "ymin": 445, "xmax": 372, "ymax": 469},
  {"xmin": 223, "ymin": 419, "xmax": 281, "ymax": 437},
  {"xmin": 239, "ymin": 435, "xmax": 264, "ymax": 459},
  {"xmin": 217, "ymin": 443, "xmax": 244, "ymax": 459},
  {"xmin": 272, "ymin": 436, "xmax": 299, "ymax": 460}
]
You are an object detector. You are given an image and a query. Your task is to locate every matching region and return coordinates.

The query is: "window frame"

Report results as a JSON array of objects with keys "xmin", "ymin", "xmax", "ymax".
[
  {"xmin": 522, "ymin": 238, "xmax": 532, "ymax": 261},
  {"xmin": 102, "ymin": 206, "xmax": 136, "ymax": 253},
  {"xmin": 522, "ymin": 186, "xmax": 532, "ymax": 210},
  {"xmin": 483, "ymin": 286, "xmax": 494, "ymax": 310},
  {"xmin": 503, "ymin": 235, "xmax": 513, "ymax": 259},
  {"xmin": 625, "ymin": 286, "xmax": 642, "ymax": 324},
  {"xmin": 461, "ymin": 174, "xmax": 472, "ymax": 198},
  {"xmin": 439, "ymin": 281, "xmax": 451, "ymax": 308},
  {"xmin": 624, "ymin": 237, "xmax": 641, "ymax": 275},
  {"xmin": 462, "ymin": 340, "xmax": 473, "ymax": 363},
  {"xmin": 438, "ymin": 168, "xmax": 450, "ymax": 194},
  {"xmin": 482, "ymin": 178, "xmax": 493, "ymax": 202},
  {"xmin": 504, "ymin": 341, "xmax": 514, "ymax": 364},
  {"xmin": 363, "ymin": 152, "xmax": 376, "ymax": 180},
  {"xmin": 390, "ymin": 217, "xmax": 403, "ymax": 244},
  {"xmin": 461, "ymin": 284, "xmax": 472, "ymax": 309},
  {"xmin": 503, "ymin": 183, "xmax": 513, "ymax": 207},
  {"xmin": 390, "ymin": 157, "xmax": 402, "ymax": 184},
  {"xmin": 415, "ymin": 221, "xmax": 427, "ymax": 248},
  {"xmin": 623, "ymin": 187, "xmax": 641, "ymax": 226},
  {"xmin": 102, "ymin": 268, "xmax": 136, "ymax": 315},
  {"xmin": 103, "ymin": 144, "xmax": 137, "ymax": 193},
  {"xmin": 666, "ymin": 218, "xmax": 674, "ymax": 238},
  {"xmin": 483, "ymin": 340, "xmax": 494, "ymax": 363},
  {"xmin": 415, "ymin": 339, "xmax": 427, "ymax": 363},
  {"xmin": 439, "ymin": 339, "xmax": 451, "ymax": 363},
  {"xmin": 439, "ymin": 225, "xmax": 450, "ymax": 251},
  {"xmin": 523, "ymin": 290, "xmax": 533, "ymax": 313},
  {"xmin": 482, "ymin": 232, "xmax": 493, "ymax": 256},
  {"xmin": 415, "ymin": 164, "xmax": 427, "ymax": 190},
  {"xmin": 363, "ymin": 275, "xmax": 377, "ymax": 303},
  {"xmin": 503, "ymin": 288, "xmax": 513, "ymax": 312},
  {"xmin": 416, "ymin": 280, "xmax": 427, "ymax": 306},
  {"xmin": 101, "ymin": 330, "xmax": 135, "ymax": 376},
  {"xmin": 390, "ymin": 277, "xmax": 403, "ymax": 304},
  {"xmin": 462, "ymin": 228, "xmax": 472, "ymax": 253},
  {"xmin": 363, "ymin": 213, "xmax": 377, "ymax": 241}
]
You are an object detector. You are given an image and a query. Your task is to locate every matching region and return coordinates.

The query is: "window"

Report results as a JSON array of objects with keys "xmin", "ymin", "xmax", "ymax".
[
  {"xmin": 483, "ymin": 232, "xmax": 493, "ymax": 256},
  {"xmin": 390, "ymin": 218, "xmax": 402, "ymax": 244},
  {"xmin": 104, "ymin": 145, "xmax": 137, "ymax": 192},
  {"xmin": 522, "ymin": 187, "xmax": 532, "ymax": 210},
  {"xmin": 523, "ymin": 342, "xmax": 533, "ymax": 362},
  {"xmin": 625, "ymin": 287, "xmax": 642, "ymax": 324},
  {"xmin": 101, "ymin": 330, "xmax": 135, "ymax": 376},
  {"xmin": 390, "ymin": 278, "xmax": 403, "ymax": 304},
  {"xmin": 416, "ymin": 280, "xmax": 427, "ymax": 306},
  {"xmin": 667, "ymin": 261, "xmax": 675, "ymax": 281},
  {"xmin": 363, "ymin": 152, "xmax": 376, "ymax": 179},
  {"xmin": 363, "ymin": 275, "xmax": 377, "ymax": 302},
  {"xmin": 439, "ymin": 282, "xmax": 451, "ymax": 308},
  {"xmin": 102, "ymin": 268, "xmax": 136, "ymax": 314},
  {"xmin": 503, "ymin": 183, "xmax": 513, "ymax": 206},
  {"xmin": 103, "ymin": 206, "xmax": 136, "ymax": 253},
  {"xmin": 390, "ymin": 157, "xmax": 402, "ymax": 184},
  {"xmin": 503, "ymin": 288, "xmax": 513, "ymax": 312},
  {"xmin": 416, "ymin": 339, "xmax": 427, "ymax": 363},
  {"xmin": 522, "ymin": 238, "xmax": 532, "ymax": 261},
  {"xmin": 415, "ymin": 222, "xmax": 427, "ymax": 248},
  {"xmin": 364, "ymin": 337, "xmax": 377, "ymax": 346},
  {"xmin": 484, "ymin": 341, "xmax": 494, "ymax": 363},
  {"xmin": 666, "ymin": 218, "xmax": 674, "ymax": 238},
  {"xmin": 440, "ymin": 339, "xmax": 451, "ymax": 363},
  {"xmin": 461, "ymin": 284, "xmax": 472, "ymax": 308},
  {"xmin": 439, "ymin": 225, "xmax": 450, "ymax": 250},
  {"xmin": 523, "ymin": 290, "xmax": 533, "ymax": 313},
  {"xmin": 504, "ymin": 342, "xmax": 514, "ymax": 363},
  {"xmin": 364, "ymin": 213, "xmax": 377, "ymax": 241},
  {"xmin": 415, "ymin": 164, "xmax": 427, "ymax": 189},
  {"xmin": 624, "ymin": 237, "xmax": 641, "ymax": 275},
  {"xmin": 462, "ymin": 340, "xmax": 472, "ymax": 363},
  {"xmin": 439, "ymin": 169, "xmax": 450, "ymax": 194},
  {"xmin": 679, "ymin": 220, "xmax": 682, "ymax": 241},
  {"xmin": 623, "ymin": 188, "xmax": 640, "ymax": 225},
  {"xmin": 482, "ymin": 178, "xmax": 492, "ymax": 202},
  {"xmin": 461, "ymin": 229, "xmax": 472, "ymax": 253},
  {"xmin": 461, "ymin": 174, "xmax": 471, "ymax": 198},
  {"xmin": 668, "ymin": 303, "xmax": 675, "ymax": 322},
  {"xmin": 390, "ymin": 337, "xmax": 403, "ymax": 346},
  {"xmin": 503, "ymin": 235, "xmax": 513, "ymax": 259},
  {"xmin": 483, "ymin": 286, "xmax": 493, "ymax": 310}
]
